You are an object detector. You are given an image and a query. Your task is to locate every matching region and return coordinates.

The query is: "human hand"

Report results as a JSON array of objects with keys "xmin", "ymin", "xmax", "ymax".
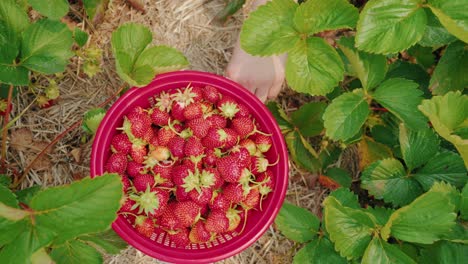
[{"xmin": 225, "ymin": 39, "xmax": 287, "ymax": 102}]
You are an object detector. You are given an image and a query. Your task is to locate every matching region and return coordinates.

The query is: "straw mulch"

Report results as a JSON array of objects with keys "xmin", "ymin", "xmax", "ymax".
[{"xmin": 5, "ymin": 0, "xmax": 355, "ymax": 263}]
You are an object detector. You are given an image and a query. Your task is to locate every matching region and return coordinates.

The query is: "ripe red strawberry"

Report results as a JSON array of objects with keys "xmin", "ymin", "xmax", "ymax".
[
  {"xmin": 184, "ymin": 137, "xmax": 205, "ymax": 159},
  {"xmin": 205, "ymin": 210, "xmax": 229, "ymax": 234},
  {"xmin": 241, "ymin": 187, "xmax": 260, "ymax": 209},
  {"xmin": 200, "ymin": 168, "xmax": 223, "ymax": 189},
  {"xmin": 217, "ymin": 156, "xmax": 243, "ymax": 183},
  {"xmin": 189, "ymin": 221, "xmax": 211, "ymax": 243},
  {"xmin": 171, "ymin": 164, "xmax": 194, "ymax": 186},
  {"xmin": 133, "ymin": 174, "xmax": 155, "ymax": 192},
  {"xmin": 169, "ymin": 228, "xmax": 190, "ymax": 247},
  {"xmin": 202, "ymin": 148, "xmax": 220, "ymax": 167},
  {"xmin": 111, "ymin": 133, "xmax": 132, "ymax": 154},
  {"xmin": 200, "ymin": 101, "xmax": 214, "ymax": 114},
  {"xmin": 231, "ymin": 147, "xmax": 251, "ymax": 168},
  {"xmin": 202, "ymin": 128, "xmax": 228, "ymax": 149},
  {"xmin": 174, "ymin": 201, "xmax": 202, "ymax": 227},
  {"xmin": 202, "ymin": 85, "xmax": 220, "ymax": 104},
  {"xmin": 190, "ymin": 87, "xmax": 204, "ymax": 102},
  {"xmin": 121, "ymin": 175, "xmax": 132, "ymax": 192},
  {"xmin": 183, "ymin": 102, "xmax": 203, "ymax": 120},
  {"xmin": 130, "ymin": 143, "xmax": 147, "ymax": 164},
  {"xmin": 159, "ymin": 202, "xmax": 183, "ymax": 231},
  {"xmin": 152, "ymin": 164, "xmax": 173, "ymax": 180},
  {"xmin": 134, "ymin": 216, "xmax": 155, "ymax": 238},
  {"xmin": 128, "ymin": 106, "xmax": 146, "ymax": 116},
  {"xmin": 171, "ymin": 101, "xmax": 186, "ymax": 122},
  {"xmin": 105, "ymin": 153, "xmax": 127, "ymax": 175},
  {"xmin": 175, "ymin": 186, "xmax": 191, "ymax": 201},
  {"xmin": 130, "ymin": 186, "xmax": 169, "ymax": 217},
  {"xmin": 240, "ymin": 138, "xmax": 257, "ymax": 155},
  {"xmin": 186, "ymin": 118, "xmax": 210, "ymax": 138},
  {"xmin": 235, "ymin": 103, "xmax": 250, "ymax": 118},
  {"xmin": 189, "ymin": 187, "xmax": 213, "ymax": 206},
  {"xmin": 123, "ymin": 113, "xmax": 152, "ymax": 139},
  {"xmin": 209, "ymin": 192, "xmax": 230, "ymax": 211},
  {"xmin": 206, "ymin": 114, "xmax": 227, "ymax": 128},
  {"xmin": 142, "ymin": 127, "xmax": 154, "ymax": 143},
  {"xmin": 168, "ymin": 136, "xmax": 186, "ymax": 158},
  {"xmin": 150, "ymin": 108, "xmax": 170, "ymax": 126},
  {"xmin": 226, "ymin": 208, "xmax": 242, "ymax": 232},
  {"xmin": 127, "ymin": 161, "xmax": 145, "ymax": 178},
  {"xmin": 149, "ymin": 133, "xmax": 159, "ymax": 147},
  {"xmin": 223, "ymin": 128, "xmax": 239, "ymax": 149},
  {"xmin": 182, "ymin": 158, "xmax": 202, "ymax": 172},
  {"xmin": 217, "ymin": 96, "xmax": 239, "ymax": 119},
  {"xmin": 231, "ymin": 117, "xmax": 257, "ymax": 138},
  {"xmin": 158, "ymin": 126, "xmax": 176, "ymax": 146},
  {"xmin": 253, "ymin": 134, "xmax": 272, "ymax": 153},
  {"xmin": 119, "ymin": 196, "xmax": 137, "ymax": 214},
  {"xmin": 223, "ymin": 183, "xmax": 244, "ymax": 204}
]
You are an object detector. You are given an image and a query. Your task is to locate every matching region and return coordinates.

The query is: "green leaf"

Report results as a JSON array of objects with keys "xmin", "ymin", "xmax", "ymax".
[
  {"xmin": 355, "ymin": 0, "xmax": 427, "ymax": 54},
  {"xmin": 30, "ymin": 174, "xmax": 123, "ymax": 244},
  {"xmin": 418, "ymin": 91, "xmax": 468, "ymax": 167},
  {"xmin": 293, "ymin": 237, "xmax": 347, "ymax": 264},
  {"xmin": 27, "ymin": 0, "xmax": 69, "ymax": 20},
  {"xmin": 323, "ymin": 89, "xmax": 370, "ymax": 141},
  {"xmin": 381, "ymin": 182, "xmax": 458, "ymax": 244},
  {"xmin": 442, "ymin": 223, "xmax": 468, "ymax": 244},
  {"xmin": 429, "ymin": 41, "xmax": 468, "ymax": 95},
  {"xmin": 323, "ymin": 196, "xmax": 376, "ymax": 260},
  {"xmin": 285, "ymin": 130, "xmax": 321, "ymax": 173},
  {"xmin": 15, "ymin": 185, "xmax": 42, "ymax": 205},
  {"xmin": 275, "ymin": 202, "xmax": 320, "ymax": 243},
  {"xmin": 82, "ymin": 0, "xmax": 108, "ymax": 21},
  {"xmin": 420, "ymin": 241, "xmax": 468, "ymax": 264},
  {"xmin": 371, "ymin": 125, "xmax": 399, "ymax": 151},
  {"xmin": 357, "ymin": 136, "xmax": 393, "ymax": 171},
  {"xmin": 318, "ymin": 144, "xmax": 342, "ymax": 170},
  {"xmin": 365, "ymin": 207, "xmax": 395, "ymax": 226},
  {"xmin": 323, "ymin": 168, "xmax": 352, "ymax": 189},
  {"xmin": 0, "ymin": 0, "xmax": 29, "ymax": 34},
  {"xmin": 20, "ymin": 19, "xmax": 74, "ymax": 74},
  {"xmin": 286, "ymin": 37, "xmax": 344, "ymax": 96},
  {"xmin": 414, "ymin": 151, "xmax": 467, "ymax": 191},
  {"xmin": 362, "ymin": 237, "xmax": 417, "ymax": 264},
  {"xmin": 133, "ymin": 45, "xmax": 189, "ymax": 75},
  {"xmin": 361, "ymin": 158, "xmax": 423, "ymax": 207},
  {"xmin": 0, "ymin": 0, "xmax": 29, "ymax": 69},
  {"xmin": 386, "ymin": 61, "xmax": 430, "ymax": 97},
  {"xmin": 82, "ymin": 108, "xmax": 106, "ymax": 134},
  {"xmin": 293, "ymin": 0, "xmax": 358, "ymax": 35},
  {"xmin": 373, "ymin": 78, "xmax": 428, "ymax": 130},
  {"xmin": 419, "ymin": 8, "xmax": 457, "ymax": 47},
  {"xmin": 0, "ymin": 219, "xmax": 27, "ymax": 247},
  {"xmin": 337, "ymin": 36, "xmax": 388, "ymax": 90},
  {"xmin": 266, "ymin": 101, "xmax": 293, "ymax": 133},
  {"xmin": 328, "ymin": 188, "xmax": 360, "ymax": 209},
  {"xmin": 50, "ymin": 239, "xmax": 103, "ymax": 264},
  {"xmin": 78, "ymin": 229, "xmax": 128, "ymax": 255},
  {"xmin": 460, "ymin": 183, "xmax": 468, "ymax": 220},
  {"xmin": 399, "ymin": 123, "xmax": 439, "ymax": 171},
  {"xmin": 74, "ymin": 28, "xmax": 89, "ymax": 47},
  {"xmin": 290, "ymin": 102, "xmax": 326, "ymax": 137},
  {"xmin": 427, "ymin": 0, "xmax": 468, "ymax": 43},
  {"xmin": 0, "ymin": 64, "xmax": 29, "ymax": 86},
  {"xmin": 0, "ymin": 183, "xmax": 17, "ymax": 208},
  {"xmin": 31, "ymin": 248, "xmax": 54, "ymax": 264},
  {"xmin": 0, "ymin": 174, "xmax": 11, "ymax": 187},
  {"xmin": 407, "ymin": 44, "xmax": 436, "ymax": 69},
  {"xmin": 240, "ymin": 0, "xmax": 299, "ymax": 56}
]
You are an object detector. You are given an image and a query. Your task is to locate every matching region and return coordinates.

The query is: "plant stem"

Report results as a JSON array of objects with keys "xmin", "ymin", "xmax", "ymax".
[
  {"xmin": 1, "ymin": 85, "xmax": 14, "ymax": 173},
  {"xmin": 14, "ymin": 83, "xmax": 127, "ymax": 188}
]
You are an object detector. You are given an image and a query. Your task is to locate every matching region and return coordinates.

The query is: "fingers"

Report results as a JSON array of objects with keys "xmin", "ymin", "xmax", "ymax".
[{"xmin": 255, "ymin": 85, "xmax": 269, "ymax": 103}]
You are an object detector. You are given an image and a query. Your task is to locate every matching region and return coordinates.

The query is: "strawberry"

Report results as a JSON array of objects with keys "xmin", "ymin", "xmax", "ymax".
[
  {"xmin": 217, "ymin": 95, "xmax": 239, "ymax": 119},
  {"xmin": 226, "ymin": 208, "xmax": 242, "ymax": 232},
  {"xmin": 250, "ymin": 156, "xmax": 276, "ymax": 174},
  {"xmin": 105, "ymin": 153, "xmax": 127, "ymax": 175},
  {"xmin": 217, "ymin": 156, "xmax": 243, "ymax": 183},
  {"xmin": 127, "ymin": 161, "xmax": 145, "ymax": 178},
  {"xmin": 133, "ymin": 174, "xmax": 155, "ymax": 192},
  {"xmin": 148, "ymin": 133, "xmax": 159, "ymax": 147},
  {"xmin": 253, "ymin": 134, "xmax": 272, "ymax": 153},
  {"xmin": 157, "ymin": 126, "xmax": 176, "ymax": 146},
  {"xmin": 152, "ymin": 164, "xmax": 173, "ymax": 181},
  {"xmin": 256, "ymin": 169, "xmax": 274, "ymax": 198},
  {"xmin": 128, "ymin": 106, "xmax": 146, "ymax": 116},
  {"xmin": 223, "ymin": 128, "xmax": 239, "ymax": 149},
  {"xmin": 186, "ymin": 118, "xmax": 210, "ymax": 138},
  {"xmin": 189, "ymin": 187, "xmax": 213, "ymax": 206},
  {"xmin": 169, "ymin": 228, "xmax": 190, "ymax": 247},
  {"xmin": 144, "ymin": 145, "xmax": 171, "ymax": 169},
  {"xmin": 171, "ymin": 101, "xmax": 186, "ymax": 122},
  {"xmin": 183, "ymin": 102, "xmax": 203, "ymax": 120},
  {"xmin": 202, "ymin": 85, "xmax": 220, "ymax": 104},
  {"xmin": 37, "ymin": 95, "xmax": 55, "ymax": 108},
  {"xmin": 200, "ymin": 101, "xmax": 214, "ymax": 114},
  {"xmin": 142, "ymin": 127, "xmax": 154, "ymax": 143},
  {"xmin": 202, "ymin": 128, "xmax": 228, "ymax": 149},
  {"xmin": 189, "ymin": 86, "xmax": 204, "ymax": 102},
  {"xmin": 130, "ymin": 142, "xmax": 147, "ymax": 164},
  {"xmin": 182, "ymin": 158, "xmax": 203, "ymax": 172},
  {"xmin": 205, "ymin": 210, "xmax": 229, "ymax": 234},
  {"xmin": 150, "ymin": 108, "xmax": 170, "ymax": 126},
  {"xmin": 121, "ymin": 175, "xmax": 132, "ymax": 192},
  {"xmin": 235, "ymin": 103, "xmax": 250, "ymax": 118},
  {"xmin": 122, "ymin": 113, "xmax": 152, "ymax": 139},
  {"xmin": 202, "ymin": 148, "xmax": 220, "ymax": 167},
  {"xmin": 231, "ymin": 117, "xmax": 258, "ymax": 138},
  {"xmin": 160, "ymin": 203, "xmax": 184, "ymax": 231},
  {"xmin": 209, "ymin": 192, "xmax": 230, "ymax": 211},
  {"xmin": 174, "ymin": 201, "xmax": 202, "ymax": 227},
  {"xmin": 231, "ymin": 147, "xmax": 251, "ymax": 168},
  {"xmin": 223, "ymin": 183, "xmax": 244, "ymax": 204},
  {"xmin": 134, "ymin": 215, "xmax": 155, "ymax": 238},
  {"xmin": 0, "ymin": 99, "xmax": 12, "ymax": 116},
  {"xmin": 189, "ymin": 221, "xmax": 211, "ymax": 243},
  {"xmin": 171, "ymin": 165, "xmax": 195, "ymax": 186},
  {"xmin": 168, "ymin": 136, "xmax": 186, "ymax": 158},
  {"xmin": 200, "ymin": 168, "xmax": 223, "ymax": 189},
  {"xmin": 240, "ymin": 138, "xmax": 257, "ymax": 155},
  {"xmin": 119, "ymin": 196, "xmax": 137, "ymax": 214},
  {"xmin": 130, "ymin": 186, "xmax": 169, "ymax": 217},
  {"xmin": 175, "ymin": 186, "xmax": 191, "ymax": 201},
  {"xmin": 184, "ymin": 137, "xmax": 205, "ymax": 160},
  {"xmin": 154, "ymin": 91, "xmax": 173, "ymax": 112},
  {"xmin": 206, "ymin": 114, "xmax": 227, "ymax": 128},
  {"xmin": 241, "ymin": 187, "xmax": 260, "ymax": 209},
  {"xmin": 111, "ymin": 133, "xmax": 132, "ymax": 154}
]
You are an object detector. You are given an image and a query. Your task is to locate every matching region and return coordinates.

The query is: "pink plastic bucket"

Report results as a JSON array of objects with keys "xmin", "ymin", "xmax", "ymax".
[{"xmin": 90, "ymin": 70, "xmax": 289, "ymax": 263}]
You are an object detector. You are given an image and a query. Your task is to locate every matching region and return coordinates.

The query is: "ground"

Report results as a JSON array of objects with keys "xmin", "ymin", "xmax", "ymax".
[{"xmin": 6, "ymin": 1, "xmax": 340, "ymax": 263}]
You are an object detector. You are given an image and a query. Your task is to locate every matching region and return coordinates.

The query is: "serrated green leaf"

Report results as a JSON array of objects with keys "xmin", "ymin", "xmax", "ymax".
[
  {"xmin": 285, "ymin": 130, "xmax": 321, "ymax": 172},
  {"xmin": 362, "ymin": 237, "xmax": 416, "ymax": 264},
  {"xmin": 442, "ymin": 223, "xmax": 468, "ymax": 244},
  {"xmin": 275, "ymin": 202, "xmax": 320, "ymax": 243},
  {"xmin": 31, "ymin": 248, "xmax": 54, "ymax": 264},
  {"xmin": 20, "ymin": 19, "xmax": 74, "ymax": 74},
  {"xmin": 30, "ymin": 174, "xmax": 123, "ymax": 244},
  {"xmin": 328, "ymin": 188, "xmax": 360, "ymax": 209},
  {"xmin": 74, "ymin": 28, "xmax": 89, "ymax": 47},
  {"xmin": 418, "ymin": 91, "xmax": 468, "ymax": 167},
  {"xmin": 337, "ymin": 36, "xmax": 388, "ymax": 91},
  {"xmin": 461, "ymin": 183, "xmax": 468, "ymax": 220},
  {"xmin": 361, "ymin": 158, "xmax": 423, "ymax": 207},
  {"xmin": 15, "ymin": 185, "xmax": 42, "ymax": 205},
  {"xmin": 240, "ymin": 0, "xmax": 299, "ymax": 56},
  {"xmin": 427, "ymin": 0, "xmax": 468, "ymax": 43},
  {"xmin": 51, "ymin": 239, "xmax": 103, "ymax": 264},
  {"xmin": 293, "ymin": 0, "xmax": 358, "ymax": 35},
  {"xmin": 78, "ymin": 229, "xmax": 127, "ymax": 254},
  {"xmin": 0, "ymin": 64, "xmax": 29, "ymax": 86},
  {"xmin": 371, "ymin": 125, "xmax": 399, "ymax": 150},
  {"xmin": 290, "ymin": 102, "xmax": 326, "ymax": 137},
  {"xmin": 318, "ymin": 144, "xmax": 342, "ymax": 171},
  {"xmin": 266, "ymin": 101, "xmax": 293, "ymax": 133},
  {"xmin": 0, "ymin": 0, "xmax": 29, "ymax": 34},
  {"xmin": 323, "ymin": 196, "xmax": 376, "ymax": 260},
  {"xmin": 381, "ymin": 182, "xmax": 458, "ymax": 244},
  {"xmin": 134, "ymin": 45, "xmax": 189, "ymax": 75},
  {"xmin": 386, "ymin": 61, "xmax": 431, "ymax": 97},
  {"xmin": 82, "ymin": 0, "xmax": 108, "ymax": 21},
  {"xmin": 407, "ymin": 44, "xmax": 436, "ymax": 69},
  {"xmin": 293, "ymin": 237, "xmax": 347, "ymax": 264},
  {"xmin": 355, "ymin": 0, "xmax": 427, "ymax": 54},
  {"xmin": 286, "ymin": 37, "xmax": 344, "ymax": 96},
  {"xmin": 420, "ymin": 241, "xmax": 468, "ymax": 264},
  {"xmin": 419, "ymin": 8, "xmax": 457, "ymax": 47},
  {"xmin": 323, "ymin": 168, "xmax": 352, "ymax": 189},
  {"xmin": 83, "ymin": 108, "xmax": 106, "ymax": 134},
  {"xmin": 27, "ymin": 0, "xmax": 69, "ymax": 20},
  {"xmin": 357, "ymin": 136, "xmax": 393, "ymax": 171},
  {"xmin": 0, "ymin": 184, "xmax": 17, "ymax": 208},
  {"xmin": 323, "ymin": 89, "xmax": 370, "ymax": 141},
  {"xmin": 373, "ymin": 78, "xmax": 428, "ymax": 130},
  {"xmin": 413, "ymin": 151, "xmax": 467, "ymax": 191},
  {"xmin": 0, "ymin": 219, "xmax": 27, "ymax": 247},
  {"xmin": 365, "ymin": 207, "xmax": 395, "ymax": 226},
  {"xmin": 399, "ymin": 123, "xmax": 439, "ymax": 171},
  {"xmin": 429, "ymin": 41, "xmax": 468, "ymax": 95}
]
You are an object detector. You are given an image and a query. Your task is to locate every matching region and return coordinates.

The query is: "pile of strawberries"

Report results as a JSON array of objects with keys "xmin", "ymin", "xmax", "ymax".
[{"xmin": 105, "ymin": 85, "xmax": 276, "ymax": 247}]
